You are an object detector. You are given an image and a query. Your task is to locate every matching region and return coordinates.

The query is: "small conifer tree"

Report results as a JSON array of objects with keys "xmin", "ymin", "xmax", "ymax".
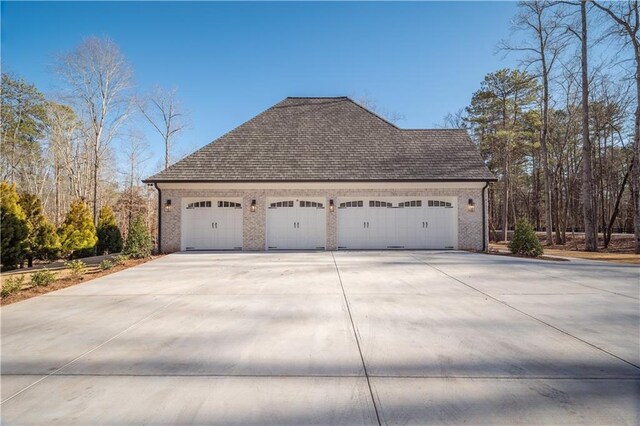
[
  {"xmin": 509, "ymin": 218, "xmax": 544, "ymax": 257},
  {"xmin": 123, "ymin": 215, "xmax": 153, "ymax": 259},
  {"xmin": 0, "ymin": 182, "xmax": 28, "ymax": 270},
  {"xmin": 96, "ymin": 205, "xmax": 123, "ymax": 255},
  {"xmin": 58, "ymin": 200, "xmax": 97, "ymax": 258},
  {"xmin": 33, "ymin": 221, "xmax": 61, "ymax": 260},
  {"xmin": 19, "ymin": 192, "xmax": 60, "ymax": 264}
]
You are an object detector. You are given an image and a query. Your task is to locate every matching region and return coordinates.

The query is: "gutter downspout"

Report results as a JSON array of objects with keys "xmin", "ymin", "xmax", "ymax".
[
  {"xmin": 154, "ymin": 183, "xmax": 162, "ymax": 253},
  {"xmin": 482, "ymin": 181, "xmax": 490, "ymax": 252}
]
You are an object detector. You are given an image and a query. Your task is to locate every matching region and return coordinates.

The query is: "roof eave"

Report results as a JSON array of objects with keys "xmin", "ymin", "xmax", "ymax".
[{"xmin": 142, "ymin": 177, "xmax": 498, "ymax": 184}]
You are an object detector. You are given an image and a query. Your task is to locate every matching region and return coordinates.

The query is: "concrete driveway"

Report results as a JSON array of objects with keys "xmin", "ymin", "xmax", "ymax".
[{"xmin": 1, "ymin": 251, "xmax": 638, "ymax": 425}]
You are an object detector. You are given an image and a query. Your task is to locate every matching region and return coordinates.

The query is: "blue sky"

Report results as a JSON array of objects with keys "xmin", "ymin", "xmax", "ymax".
[{"xmin": 2, "ymin": 1, "xmax": 520, "ymax": 175}]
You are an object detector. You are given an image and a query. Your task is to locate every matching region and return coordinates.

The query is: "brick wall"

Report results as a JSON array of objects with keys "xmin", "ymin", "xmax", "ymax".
[{"xmin": 159, "ymin": 187, "xmax": 486, "ymax": 252}]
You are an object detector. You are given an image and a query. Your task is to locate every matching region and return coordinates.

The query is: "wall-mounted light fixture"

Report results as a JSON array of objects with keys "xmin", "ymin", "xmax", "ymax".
[
  {"xmin": 329, "ymin": 199, "xmax": 335, "ymax": 212},
  {"xmin": 164, "ymin": 199, "xmax": 172, "ymax": 211},
  {"xmin": 467, "ymin": 198, "xmax": 476, "ymax": 212},
  {"xmin": 250, "ymin": 199, "xmax": 257, "ymax": 212}
]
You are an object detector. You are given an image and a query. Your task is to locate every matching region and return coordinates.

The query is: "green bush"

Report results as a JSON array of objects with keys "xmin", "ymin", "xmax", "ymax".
[
  {"xmin": 509, "ymin": 218, "xmax": 543, "ymax": 257},
  {"xmin": 30, "ymin": 269, "xmax": 56, "ymax": 287},
  {"xmin": 19, "ymin": 192, "xmax": 61, "ymax": 263},
  {"xmin": 123, "ymin": 215, "xmax": 153, "ymax": 259},
  {"xmin": 71, "ymin": 247, "xmax": 96, "ymax": 259},
  {"xmin": 113, "ymin": 254, "xmax": 129, "ymax": 265},
  {"xmin": 2, "ymin": 275, "xmax": 25, "ymax": 297},
  {"xmin": 64, "ymin": 259, "xmax": 87, "ymax": 279},
  {"xmin": 99, "ymin": 259, "xmax": 114, "ymax": 271},
  {"xmin": 1, "ymin": 182, "xmax": 28, "ymax": 271},
  {"xmin": 32, "ymin": 220, "xmax": 61, "ymax": 260},
  {"xmin": 58, "ymin": 200, "xmax": 97, "ymax": 258},
  {"xmin": 96, "ymin": 206, "xmax": 123, "ymax": 255}
]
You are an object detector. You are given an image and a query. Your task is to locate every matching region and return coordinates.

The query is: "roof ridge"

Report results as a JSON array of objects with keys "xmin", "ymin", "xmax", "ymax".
[
  {"xmin": 342, "ymin": 97, "xmax": 401, "ymax": 130},
  {"xmin": 280, "ymin": 96, "xmax": 401, "ymax": 130},
  {"xmin": 285, "ymin": 96, "xmax": 349, "ymax": 99},
  {"xmin": 403, "ymin": 128, "xmax": 467, "ymax": 131}
]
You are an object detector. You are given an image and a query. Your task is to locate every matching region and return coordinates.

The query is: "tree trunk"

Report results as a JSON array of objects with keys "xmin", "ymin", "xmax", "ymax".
[
  {"xmin": 54, "ymin": 164, "xmax": 61, "ymax": 226},
  {"xmin": 605, "ymin": 162, "xmax": 632, "ymax": 248},
  {"xmin": 553, "ymin": 175, "xmax": 563, "ymax": 244},
  {"xmin": 633, "ymin": 48, "xmax": 640, "ymax": 253},
  {"xmin": 502, "ymin": 153, "xmax": 510, "ymax": 242},
  {"xmin": 538, "ymin": 23, "xmax": 554, "ymax": 245},
  {"xmin": 532, "ymin": 151, "xmax": 541, "ymax": 230},
  {"xmin": 165, "ymin": 135, "xmax": 169, "ymax": 171},
  {"xmin": 129, "ymin": 156, "xmax": 134, "ymax": 232},
  {"xmin": 581, "ymin": 0, "xmax": 597, "ymax": 252},
  {"xmin": 93, "ymin": 145, "xmax": 99, "ymax": 225}
]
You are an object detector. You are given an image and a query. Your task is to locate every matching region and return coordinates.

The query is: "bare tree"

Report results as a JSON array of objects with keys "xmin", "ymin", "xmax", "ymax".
[
  {"xmin": 562, "ymin": 0, "xmax": 598, "ymax": 250},
  {"xmin": 46, "ymin": 102, "xmax": 81, "ymax": 225},
  {"xmin": 120, "ymin": 130, "xmax": 151, "ymax": 231},
  {"xmin": 592, "ymin": 0, "xmax": 640, "ymax": 252},
  {"xmin": 579, "ymin": 0, "xmax": 598, "ymax": 251},
  {"xmin": 137, "ymin": 86, "xmax": 187, "ymax": 171},
  {"xmin": 56, "ymin": 36, "xmax": 133, "ymax": 224},
  {"xmin": 502, "ymin": 1, "xmax": 569, "ymax": 245},
  {"xmin": 438, "ymin": 108, "xmax": 468, "ymax": 128},
  {"xmin": 1, "ymin": 74, "xmax": 48, "ymax": 185},
  {"xmin": 353, "ymin": 92, "xmax": 406, "ymax": 124}
]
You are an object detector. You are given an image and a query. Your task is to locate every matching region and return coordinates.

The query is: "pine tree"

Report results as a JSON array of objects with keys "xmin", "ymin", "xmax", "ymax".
[
  {"xmin": 509, "ymin": 218, "xmax": 543, "ymax": 257},
  {"xmin": 1, "ymin": 74, "xmax": 48, "ymax": 183},
  {"xmin": 96, "ymin": 205, "xmax": 123, "ymax": 255},
  {"xmin": 19, "ymin": 192, "xmax": 60, "ymax": 265},
  {"xmin": 0, "ymin": 181, "xmax": 28, "ymax": 270},
  {"xmin": 33, "ymin": 221, "xmax": 61, "ymax": 260},
  {"xmin": 466, "ymin": 69, "xmax": 539, "ymax": 241},
  {"xmin": 123, "ymin": 215, "xmax": 153, "ymax": 259},
  {"xmin": 58, "ymin": 200, "xmax": 97, "ymax": 258}
]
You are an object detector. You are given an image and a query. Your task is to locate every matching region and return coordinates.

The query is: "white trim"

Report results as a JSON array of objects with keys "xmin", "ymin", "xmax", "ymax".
[{"xmin": 158, "ymin": 181, "xmax": 486, "ymax": 190}]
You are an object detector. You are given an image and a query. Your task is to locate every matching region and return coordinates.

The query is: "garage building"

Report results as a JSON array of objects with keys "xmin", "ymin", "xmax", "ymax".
[{"xmin": 143, "ymin": 97, "xmax": 496, "ymax": 252}]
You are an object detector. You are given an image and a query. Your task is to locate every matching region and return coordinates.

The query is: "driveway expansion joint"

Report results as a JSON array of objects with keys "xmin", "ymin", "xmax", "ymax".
[
  {"xmin": 410, "ymin": 254, "xmax": 640, "ymax": 371},
  {"xmin": 331, "ymin": 252, "xmax": 382, "ymax": 426},
  {"xmin": 0, "ymin": 296, "xmax": 181, "ymax": 406},
  {"xmin": 17, "ymin": 373, "xmax": 637, "ymax": 380}
]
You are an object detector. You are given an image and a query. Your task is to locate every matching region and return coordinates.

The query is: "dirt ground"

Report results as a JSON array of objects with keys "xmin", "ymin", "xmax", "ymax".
[
  {"xmin": 1, "ymin": 256, "xmax": 159, "ymax": 306},
  {"xmin": 490, "ymin": 234, "xmax": 640, "ymax": 265}
]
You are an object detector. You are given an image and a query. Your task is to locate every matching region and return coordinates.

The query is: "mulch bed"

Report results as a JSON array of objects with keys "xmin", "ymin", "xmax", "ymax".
[
  {"xmin": 485, "ymin": 248, "xmax": 569, "ymax": 262},
  {"xmin": 489, "ymin": 234, "xmax": 639, "ymax": 264},
  {"xmin": 1, "ymin": 256, "xmax": 159, "ymax": 306}
]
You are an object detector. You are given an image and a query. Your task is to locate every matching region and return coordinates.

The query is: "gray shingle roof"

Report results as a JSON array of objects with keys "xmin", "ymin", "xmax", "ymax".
[{"xmin": 145, "ymin": 97, "xmax": 496, "ymax": 182}]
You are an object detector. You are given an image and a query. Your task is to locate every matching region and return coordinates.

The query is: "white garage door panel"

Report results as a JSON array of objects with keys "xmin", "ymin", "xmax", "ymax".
[
  {"xmin": 267, "ymin": 198, "xmax": 326, "ymax": 250},
  {"xmin": 424, "ymin": 204, "xmax": 455, "ymax": 249},
  {"xmin": 337, "ymin": 197, "xmax": 457, "ymax": 250},
  {"xmin": 182, "ymin": 199, "xmax": 243, "ymax": 250}
]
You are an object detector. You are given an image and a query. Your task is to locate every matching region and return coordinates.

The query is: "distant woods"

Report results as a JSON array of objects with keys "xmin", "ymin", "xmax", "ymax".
[
  {"xmin": 3, "ymin": 2, "xmax": 639, "ymax": 260},
  {"xmin": 1, "ymin": 36, "xmax": 188, "ymax": 268},
  {"xmin": 444, "ymin": 0, "xmax": 640, "ymax": 253}
]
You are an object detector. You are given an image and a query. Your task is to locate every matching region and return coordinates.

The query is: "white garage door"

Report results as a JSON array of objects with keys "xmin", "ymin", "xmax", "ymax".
[
  {"xmin": 267, "ymin": 198, "xmax": 326, "ymax": 250},
  {"xmin": 337, "ymin": 197, "xmax": 457, "ymax": 249},
  {"xmin": 182, "ymin": 199, "xmax": 243, "ymax": 250}
]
